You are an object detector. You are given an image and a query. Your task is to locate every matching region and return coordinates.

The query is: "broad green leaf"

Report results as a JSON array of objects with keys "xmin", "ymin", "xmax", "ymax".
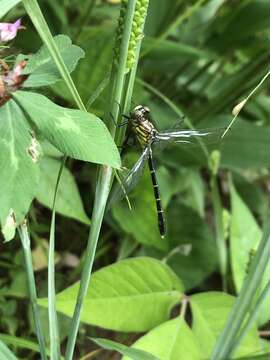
[
  {"xmin": 0, "ymin": 339, "xmax": 17, "ymax": 360},
  {"xmin": 143, "ymin": 37, "xmax": 210, "ymax": 61},
  {"xmin": 0, "ymin": 100, "xmax": 40, "ymax": 241},
  {"xmin": 144, "ymin": 0, "xmax": 179, "ymax": 37},
  {"xmin": 91, "ymin": 338, "xmax": 159, "ymax": 360},
  {"xmin": 179, "ymin": 170, "xmax": 205, "ymax": 217},
  {"xmin": 233, "ymin": 173, "xmax": 267, "ymax": 219},
  {"xmin": 167, "ymin": 203, "xmax": 217, "ymax": 290},
  {"xmin": 191, "ymin": 292, "xmax": 261, "ymax": 358},
  {"xmin": 0, "ymin": 0, "xmax": 21, "ymax": 19},
  {"xmin": 39, "ymin": 257, "xmax": 184, "ymax": 332},
  {"xmin": 14, "ymin": 91, "xmax": 121, "ymax": 168},
  {"xmin": 36, "ymin": 157, "xmax": 90, "ymax": 224},
  {"xmin": 122, "ymin": 318, "xmax": 200, "ymax": 360},
  {"xmin": 230, "ymin": 181, "xmax": 270, "ymax": 325},
  {"xmin": 22, "ymin": 35, "xmax": 85, "ymax": 87}
]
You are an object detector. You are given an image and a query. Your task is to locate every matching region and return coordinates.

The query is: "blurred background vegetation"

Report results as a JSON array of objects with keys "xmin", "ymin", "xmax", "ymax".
[{"xmin": 2, "ymin": 0, "xmax": 270, "ymax": 358}]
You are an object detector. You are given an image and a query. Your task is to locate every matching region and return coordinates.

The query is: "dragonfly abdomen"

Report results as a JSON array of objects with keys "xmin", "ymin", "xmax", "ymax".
[{"xmin": 148, "ymin": 149, "xmax": 166, "ymax": 237}]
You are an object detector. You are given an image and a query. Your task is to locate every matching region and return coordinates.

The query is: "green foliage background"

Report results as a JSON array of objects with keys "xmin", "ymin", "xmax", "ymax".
[{"xmin": 2, "ymin": 0, "xmax": 270, "ymax": 359}]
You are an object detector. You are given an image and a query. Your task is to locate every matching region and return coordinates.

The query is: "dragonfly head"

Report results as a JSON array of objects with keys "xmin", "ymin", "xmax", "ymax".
[{"xmin": 131, "ymin": 105, "xmax": 150, "ymax": 122}]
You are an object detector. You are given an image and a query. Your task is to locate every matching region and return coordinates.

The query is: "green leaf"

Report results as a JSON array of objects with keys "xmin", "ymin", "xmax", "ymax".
[
  {"xmin": 0, "ymin": 0, "xmax": 21, "ymax": 19},
  {"xmin": 230, "ymin": 180, "xmax": 270, "ymax": 325},
  {"xmin": 191, "ymin": 292, "xmax": 261, "ymax": 358},
  {"xmin": 143, "ymin": 37, "xmax": 210, "ymax": 60},
  {"xmin": 221, "ymin": 120, "xmax": 270, "ymax": 169},
  {"xmin": 52, "ymin": 28, "xmax": 113, "ymax": 108},
  {"xmin": 36, "ymin": 157, "xmax": 90, "ymax": 224},
  {"xmin": 122, "ymin": 318, "xmax": 200, "ymax": 360},
  {"xmin": 0, "ymin": 100, "xmax": 40, "ymax": 241},
  {"xmin": 230, "ymin": 181, "xmax": 262, "ymax": 290},
  {"xmin": 91, "ymin": 338, "xmax": 160, "ymax": 360},
  {"xmin": 39, "ymin": 257, "xmax": 184, "ymax": 332},
  {"xmin": 22, "ymin": 35, "xmax": 85, "ymax": 87},
  {"xmin": 0, "ymin": 333, "xmax": 50, "ymax": 357},
  {"xmin": 219, "ymin": 0, "xmax": 270, "ymax": 49},
  {"xmin": 167, "ymin": 203, "xmax": 217, "ymax": 290},
  {"xmin": 0, "ymin": 339, "xmax": 17, "ymax": 360},
  {"xmin": 14, "ymin": 91, "xmax": 121, "ymax": 168}
]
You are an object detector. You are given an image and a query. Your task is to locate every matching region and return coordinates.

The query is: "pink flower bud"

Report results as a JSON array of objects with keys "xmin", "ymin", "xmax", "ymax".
[{"xmin": 0, "ymin": 19, "xmax": 24, "ymax": 42}]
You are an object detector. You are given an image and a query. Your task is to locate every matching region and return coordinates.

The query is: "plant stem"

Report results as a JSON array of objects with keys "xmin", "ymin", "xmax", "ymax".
[
  {"xmin": 210, "ymin": 219, "xmax": 270, "ymax": 359},
  {"xmin": 223, "ymin": 66, "xmax": 270, "ymax": 137},
  {"xmin": 65, "ymin": 166, "xmax": 112, "ymax": 360},
  {"xmin": 48, "ymin": 159, "xmax": 66, "ymax": 360},
  {"xmin": 64, "ymin": 1, "xmax": 142, "ymax": 359},
  {"xmin": 210, "ymin": 177, "xmax": 227, "ymax": 291},
  {"xmin": 18, "ymin": 222, "xmax": 47, "ymax": 360}
]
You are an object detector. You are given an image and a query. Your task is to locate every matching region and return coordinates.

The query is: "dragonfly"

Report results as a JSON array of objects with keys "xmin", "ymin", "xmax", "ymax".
[{"xmin": 110, "ymin": 105, "xmax": 223, "ymax": 238}]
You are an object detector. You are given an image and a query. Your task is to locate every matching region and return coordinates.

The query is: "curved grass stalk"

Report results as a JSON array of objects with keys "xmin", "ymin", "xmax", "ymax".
[
  {"xmin": 18, "ymin": 222, "xmax": 47, "ymax": 360},
  {"xmin": 210, "ymin": 176, "xmax": 227, "ymax": 292},
  {"xmin": 222, "ymin": 67, "xmax": 270, "ymax": 138}
]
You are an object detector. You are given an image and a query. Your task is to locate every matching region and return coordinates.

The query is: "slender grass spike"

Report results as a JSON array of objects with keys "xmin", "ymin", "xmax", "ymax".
[{"xmin": 111, "ymin": 105, "xmax": 223, "ymax": 237}]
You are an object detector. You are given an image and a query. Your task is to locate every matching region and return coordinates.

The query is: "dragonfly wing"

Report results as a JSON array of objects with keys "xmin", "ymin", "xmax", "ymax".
[
  {"xmin": 155, "ymin": 127, "xmax": 224, "ymax": 146},
  {"xmin": 109, "ymin": 146, "xmax": 151, "ymax": 205}
]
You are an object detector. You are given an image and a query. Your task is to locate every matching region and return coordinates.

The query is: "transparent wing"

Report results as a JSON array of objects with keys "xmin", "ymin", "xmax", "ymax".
[
  {"xmin": 155, "ymin": 127, "xmax": 224, "ymax": 146},
  {"xmin": 109, "ymin": 146, "xmax": 151, "ymax": 205}
]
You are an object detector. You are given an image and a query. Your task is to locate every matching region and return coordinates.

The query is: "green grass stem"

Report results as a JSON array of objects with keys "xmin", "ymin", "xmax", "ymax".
[
  {"xmin": 210, "ymin": 220, "xmax": 270, "ymax": 359},
  {"xmin": 64, "ymin": 1, "xmax": 147, "ymax": 359}
]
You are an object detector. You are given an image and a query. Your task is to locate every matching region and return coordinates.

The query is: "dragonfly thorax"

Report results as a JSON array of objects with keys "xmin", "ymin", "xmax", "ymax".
[{"xmin": 131, "ymin": 105, "xmax": 157, "ymax": 146}]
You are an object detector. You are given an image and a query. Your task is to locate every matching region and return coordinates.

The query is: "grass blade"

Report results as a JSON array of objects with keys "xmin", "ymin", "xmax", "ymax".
[
  {"xmin": 210, "ymin": 219, "xmax": 270, "ymax": 359},
  {"xmin": 230, "ymin": 279, "xmax": 270, "ymax": 357}
]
